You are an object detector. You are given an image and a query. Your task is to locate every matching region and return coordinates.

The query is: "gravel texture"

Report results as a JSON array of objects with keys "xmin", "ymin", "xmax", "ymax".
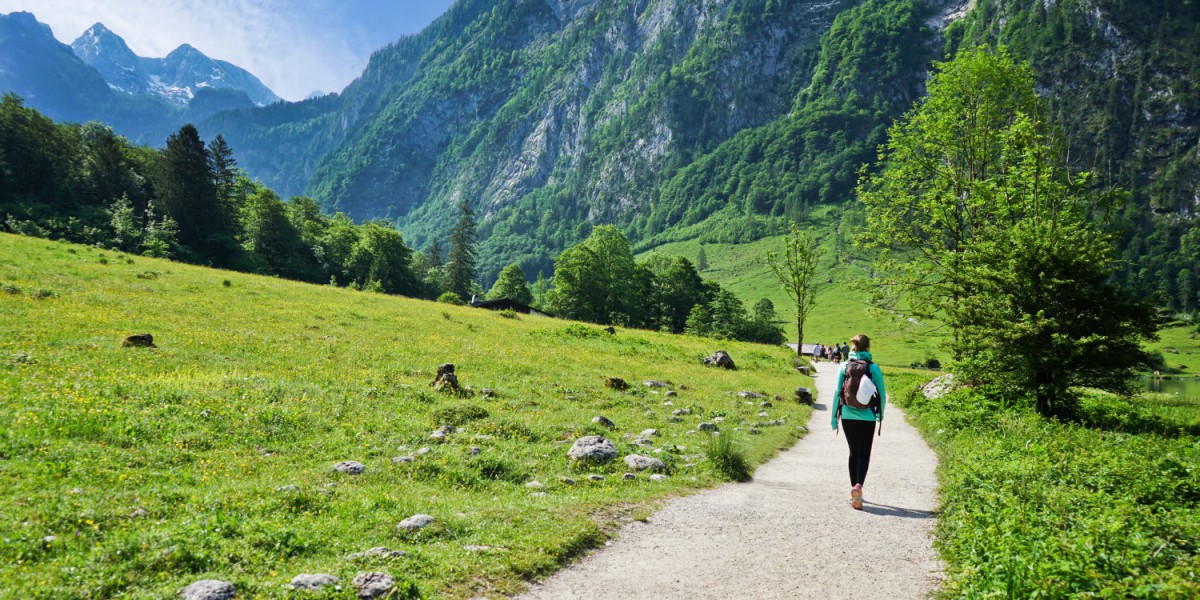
[{"xmin": 520, "ymin": 362, "xmax": 943, "ymax": 599}]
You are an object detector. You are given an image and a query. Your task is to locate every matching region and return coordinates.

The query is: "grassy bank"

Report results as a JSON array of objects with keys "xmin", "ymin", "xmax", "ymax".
[
  {"xmin": 0, "ymin": 233, "xmax": 812, "ymax": 599},
  {"xmin": 892, "ymin": 370, "xmax": 1200, "ymax": 598}
]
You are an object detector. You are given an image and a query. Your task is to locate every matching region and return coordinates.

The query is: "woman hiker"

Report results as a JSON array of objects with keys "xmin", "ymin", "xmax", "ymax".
[{"xmin": 832, "ymin": 334, "xmax": 886, "ymax": 510}]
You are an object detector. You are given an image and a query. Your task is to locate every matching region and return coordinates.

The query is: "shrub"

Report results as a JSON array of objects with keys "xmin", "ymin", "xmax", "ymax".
[
  {"xmin": 437, "ymin": 291, "xmax": 464, "ymax": 305},
  {"xmin": 705, "ymin": 432, "xmax": 751, "ymax": 482},
  {"xmin": 498, "ymin": 308, "xmax": 520, "ymax": 319}
]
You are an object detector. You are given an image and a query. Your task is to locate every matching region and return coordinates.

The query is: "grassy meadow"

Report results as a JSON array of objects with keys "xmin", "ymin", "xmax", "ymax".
[{"xmin": 0, "ymin": 232, "xmax": 813, "ymax": 599}]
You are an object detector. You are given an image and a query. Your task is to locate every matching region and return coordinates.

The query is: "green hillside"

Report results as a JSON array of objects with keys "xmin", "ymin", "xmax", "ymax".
[
  {"xmin": 640, "ymin": 206, "xmax": 949, "ymax": 369},
  {"xmin": 0, "ymin": 232, "xmax": 813, "ymax": 599}
]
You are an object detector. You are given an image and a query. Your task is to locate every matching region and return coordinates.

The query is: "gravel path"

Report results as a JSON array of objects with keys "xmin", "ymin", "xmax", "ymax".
[{"xmin": 519, "ymin": 362, "xmax": 943, "ymax": 599}]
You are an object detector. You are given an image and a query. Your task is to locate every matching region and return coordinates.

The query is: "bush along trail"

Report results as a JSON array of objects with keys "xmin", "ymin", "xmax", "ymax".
[{"xmin": 521, "ymin": 361, "xmax": 942, "ymax": 599}]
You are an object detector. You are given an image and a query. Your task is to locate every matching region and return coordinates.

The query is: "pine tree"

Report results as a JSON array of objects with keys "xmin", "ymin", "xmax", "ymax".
[
  {"xmin": 208, "ymin": 134, "xmax": 239, "ymax": 210},
  {"xmin": 155, "ymin": 124, "xmax": 224, "ymax": 254},
  {"xmin": 696, "ymin": 245, "xmax": 709, "ymax": 272},
  {"xmin": 447, "ymin": 202, "xmax": 477, "ymax": 301},
  {"xmin": 427, "ymin": 238, "xmax": 444, "ymax": 268}
]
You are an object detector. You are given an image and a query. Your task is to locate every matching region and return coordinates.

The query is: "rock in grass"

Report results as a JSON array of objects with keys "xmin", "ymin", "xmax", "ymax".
[
  {"xmin": 698, "ymin": 422, "xmax": 719, "ymax": 433},
  {"xmin": 130, "ymin": 507, "xmax": 149, "ymax": 518},
  {"xmin": 276, "ymin": 485, "xmax": 300, "ymax": 493},
  {"xmin": 592, "ymin": 415, "xmax": 616, "ymax": 429},
  {"xmin": 624, "ymin": 454, "xmax": 667, "ymax": 472},
  {"xmin": 352, "ymin": 572, "xmax": 394, "ymax": 599},
  {"xmin": 623, "ymin": 473, "xmax": 637, "ymax": 480},
  {"xmin": 604, "ymin": 376, "xmax": 629, "ymax": 391},
  {"xmin": 643, "ymin": 380, "xmax": 669, "ymax": 388},
  {"xmin": 567, "ymin": 436, "xmax": 618, "ymax": 464},
  {"xmin": 468, "ymin": 446, "xmax": 482, "ymax": 456},
  {"xmin": 397, "ymin": 514, "xmax": 435, "ymax": 531},
  {"xmin": 290, "ymin": 574, "xmax": 338, "ymax": 590},
  {"xmin": 122, "ymin": 333, "xmax": 156, "ymax": 348},
  {"xmin": 702, "ymin": 350, "xmax": 735, "ymax": 369},
  {"xmin": 641, "ymin": 428, "xmax": 660, "ymax": 437},
  {"xmin": 760, "ymin": 401, "xmax": 773, "ymax": 408},
  {"xmin": 180, "ymin": 580, "xmax": 235, "ymax": 600},
  {"xmin": 526, "ymin": 480, "xmax": 544, "ymax": 489},
  {"xmin": 346, "ymin": 547, "xmax": 407, "ymax": 560},
  {"xmin": 333, "ymin": 461, "xmax": 365, "ymax": 474},
  {"xmin": 672, "ymin": 408, "xmax": 692, "ymax": 416},
  {"xmin": 649, "ymin": 474, "xmax": 669, "ymax": 482},
  {"xmin": 738, "ymin": 391, "xmax": 765, "ymax": 399},
  {"xmin": 588, "ymin": 474, "xmax": 605, "ymax": 481},
  {"xmin": 392, "ymin": 455, "xmax": 415, "ymax": 464},
  {"xmin": 665, "ymin": 390, "xmax": 678, "ymax": 397}
]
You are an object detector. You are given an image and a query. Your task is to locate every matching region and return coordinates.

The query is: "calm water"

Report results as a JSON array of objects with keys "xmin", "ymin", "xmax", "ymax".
[{"xmin": 1142, "ymin": 376, "xmax": 1200, "ymax": 398}]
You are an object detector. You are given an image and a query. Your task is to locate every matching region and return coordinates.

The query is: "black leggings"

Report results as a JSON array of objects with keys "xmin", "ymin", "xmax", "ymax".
[{"xmin": 842, "ymin": 419, "xmax": 876, "ymax": 487}]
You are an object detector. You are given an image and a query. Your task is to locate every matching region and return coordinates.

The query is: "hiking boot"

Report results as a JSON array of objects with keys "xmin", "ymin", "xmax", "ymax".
[{"xmin": 850, "ymin": 485, "xmax": 863, "ymax": 510}]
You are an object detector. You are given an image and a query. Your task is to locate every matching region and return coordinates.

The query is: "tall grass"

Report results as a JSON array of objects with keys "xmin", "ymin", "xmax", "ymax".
[{"xmin": 705, "ymin": 432, "xmax": 751, "ymax": 482}]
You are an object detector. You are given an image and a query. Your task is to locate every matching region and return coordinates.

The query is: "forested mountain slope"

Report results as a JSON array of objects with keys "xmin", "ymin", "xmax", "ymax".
[
  {"xmin": 203, "ymin": 0, "xmax": 877, "ymax": 280},
  {"xmin": 197, "ymin": 0, "xmax": 1193, "ymax": 296}
]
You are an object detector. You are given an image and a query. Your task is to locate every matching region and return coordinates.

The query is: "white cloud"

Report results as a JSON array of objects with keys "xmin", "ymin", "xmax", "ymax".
[{"xmin": 0, "ymin": 0, "xmax": 447, "ymax": 100}]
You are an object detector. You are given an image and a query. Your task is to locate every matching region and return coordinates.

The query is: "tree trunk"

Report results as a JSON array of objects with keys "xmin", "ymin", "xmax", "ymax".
[{"xmin": 795, "ymin": 318, "xmax": 804, "ymax": 356}]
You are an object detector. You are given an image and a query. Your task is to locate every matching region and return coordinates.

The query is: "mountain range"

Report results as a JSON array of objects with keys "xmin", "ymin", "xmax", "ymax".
[
  {"xmin": 71, "ymin": 22, "xmax": 280, "ymax": 108},
  {"xmin": 0, "ymin": 11, "xmax": 279, "ymax": 142},
  {"xmin": 2, "ymin": 1, "xmax": 1197, "ymax": 301}
]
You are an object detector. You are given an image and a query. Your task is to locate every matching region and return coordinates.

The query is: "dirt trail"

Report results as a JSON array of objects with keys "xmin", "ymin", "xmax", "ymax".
[{"xmin": 519, "ymin": 362, "xmax": 943, "ymax": 599}]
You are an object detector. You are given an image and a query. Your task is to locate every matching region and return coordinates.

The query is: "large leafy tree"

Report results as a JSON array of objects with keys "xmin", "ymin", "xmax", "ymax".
[
  {"xmin": 857, "ymin": 47, "xmax": 1045, "ymax": 323},
  {"xmin": 347, "ymin": 221, "xmax": 418, "ymax": 296},
  {"xmin": 858, "ymin": 47, "xmax": 1157, "ymax": 417},
  {"xmin": 487, "ymin": 262, "xmax": 533, "ymax": 304},
  {"xmin": 545, "ymin": 226, "xmax": 643, "ymax": 325}
]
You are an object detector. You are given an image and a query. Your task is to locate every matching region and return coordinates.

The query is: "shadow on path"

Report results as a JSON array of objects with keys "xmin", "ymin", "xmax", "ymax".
[{"xmin": 860, "ymin": 502, "xmax": 935, "ymax": 520}]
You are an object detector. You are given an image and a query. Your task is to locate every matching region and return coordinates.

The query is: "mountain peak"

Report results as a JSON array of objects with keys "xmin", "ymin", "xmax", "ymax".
[
  {"xmin": 167, "ymin": 43, "xmax": 202, "ymax": 58},
  {"xmin": 83, "ymin": 22, "xmax": 113, "ymax": 36},
  {"xmin": 1, "ymin": 11, "xmax": 55, "ymax": 37}
]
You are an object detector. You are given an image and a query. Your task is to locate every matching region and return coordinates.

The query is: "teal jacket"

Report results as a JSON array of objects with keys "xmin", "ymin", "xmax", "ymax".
[{"xmin": 831, "ymin": 351, "xmax": 886, "ymax": 429}]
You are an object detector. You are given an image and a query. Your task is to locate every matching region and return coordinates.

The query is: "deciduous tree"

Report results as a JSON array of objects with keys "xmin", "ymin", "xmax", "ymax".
[{"xmin": 767, "ymin": 222, "xmax": 823, "ymax": 354}]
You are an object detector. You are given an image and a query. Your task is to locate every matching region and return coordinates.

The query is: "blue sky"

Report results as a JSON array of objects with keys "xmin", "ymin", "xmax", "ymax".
[{"xmin": 0, "ymin": 0, "xmax": 456, "ymax": 100}]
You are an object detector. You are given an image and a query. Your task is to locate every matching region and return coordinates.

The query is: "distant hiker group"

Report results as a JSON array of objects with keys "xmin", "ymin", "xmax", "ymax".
[{"xmin": 812, "ymin": 342, "xmax": 849, "ymax": 363}]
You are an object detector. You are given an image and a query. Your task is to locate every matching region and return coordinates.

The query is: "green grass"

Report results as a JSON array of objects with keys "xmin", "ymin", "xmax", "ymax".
[
  {"xmin": 638, "ymin": 206, "xmax": 950, "ymax": 369},
  {"xmin": 1150, "ymin": 324, "xmax": 1200, "ymax": 376},
  {"xmin": 896, "ymin": 373, "xmax": 1200, "ymax": 598},
  {"xmin": 0, "ymin": 233, "xmax": 813, "ymax": 599}
]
